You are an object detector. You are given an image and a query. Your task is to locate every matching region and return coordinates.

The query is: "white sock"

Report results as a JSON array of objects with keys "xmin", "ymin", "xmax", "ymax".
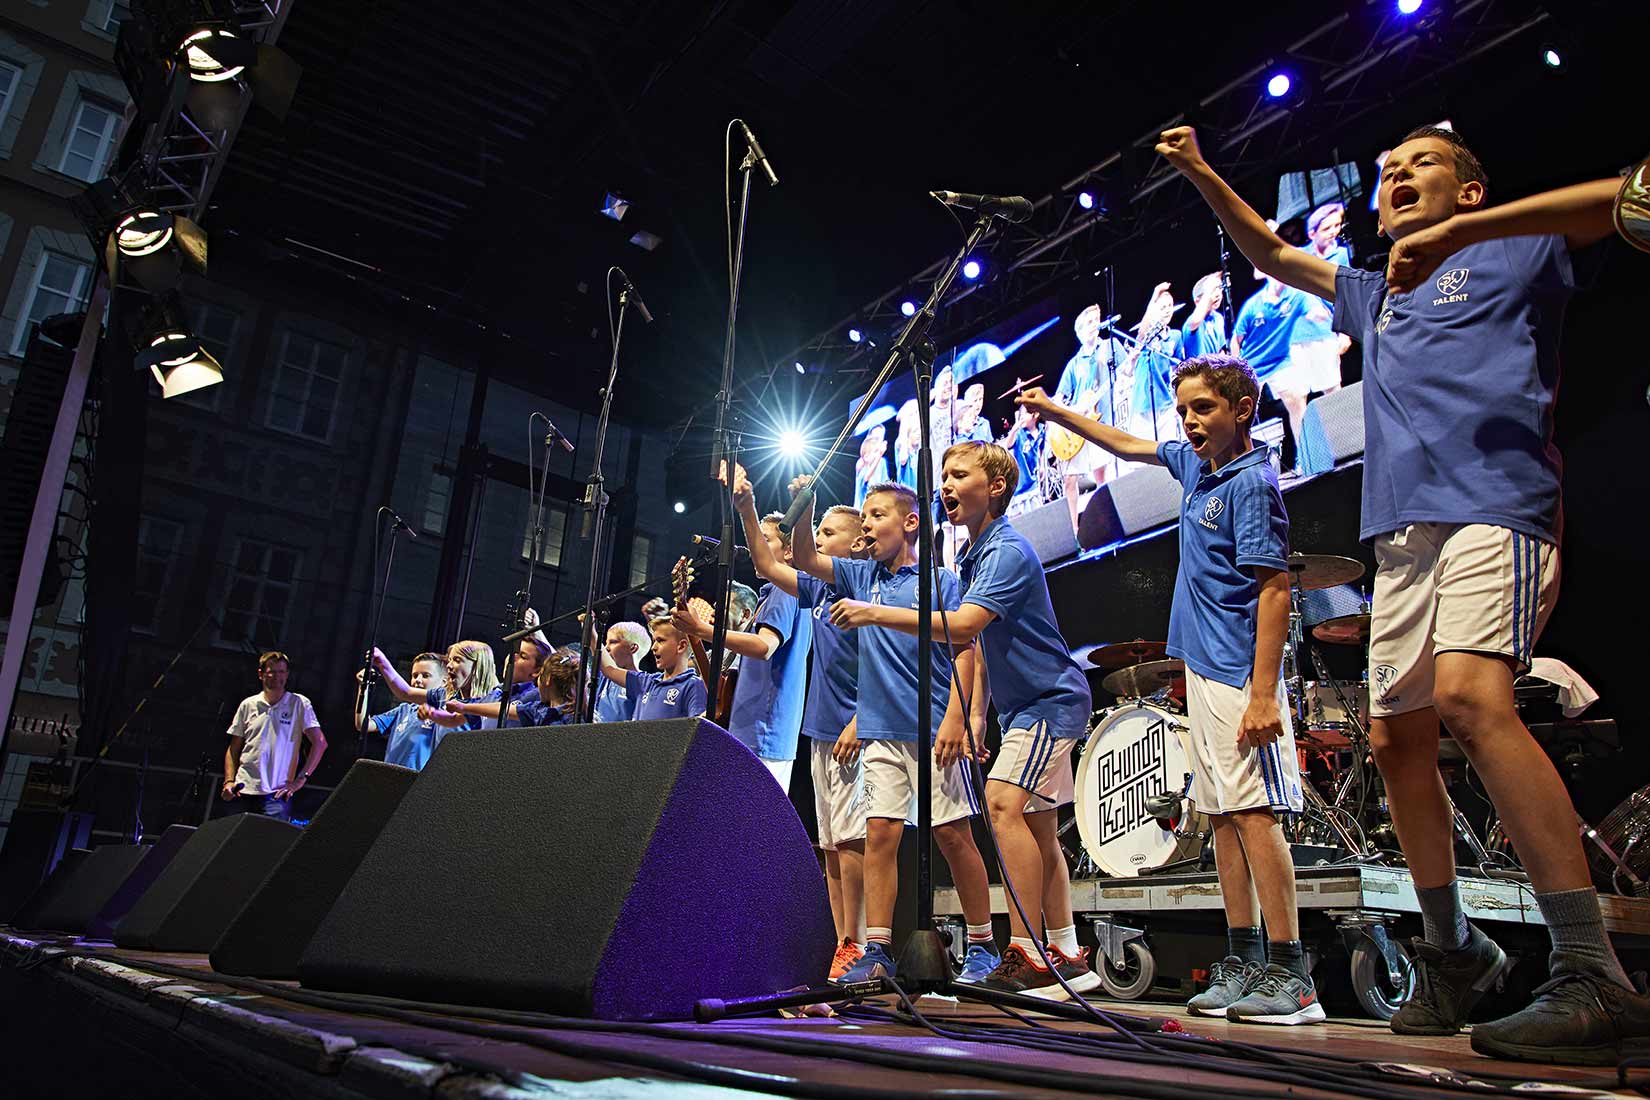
[
  {"xmin": 1047, "ymin": 923, "xmax": 1079, "ymax": 955},
  {"xmin": 866, "ymin": 926, "xmax": 893, "ymax": 948},
  {"xmin": 1009, "ymin": 935, "xmax": 1047, "ymax": 966},
  {"xmin": 966, "ymin": 921, "xmax": 995, "ymax": 946}
]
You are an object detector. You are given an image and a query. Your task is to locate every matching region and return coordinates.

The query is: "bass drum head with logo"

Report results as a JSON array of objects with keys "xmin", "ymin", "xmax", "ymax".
[{"xmin": 1074, "ymin": 704, "xmax": 1203, "ymax": 877}]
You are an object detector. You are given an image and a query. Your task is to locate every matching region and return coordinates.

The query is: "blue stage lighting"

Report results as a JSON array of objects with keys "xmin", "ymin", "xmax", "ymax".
[
  {"xmin": 900, "ymin": 300, "xmax": 917, "ymax": 317},
  {"xmin": 962, "ymin": 259, "xmax": 982, "ymax": 280},
  {"xmin": 848, "ymin": 327, "xmax": 863, "ymax": 343},
  {"xmin": 1266, "ymin": 72, "xmax": 1292, "ymax": 99},
  {"xmin": 1397, "ymin": 0, "xmax": 1422, "ymax": 14},
  {"xmin": 1078, "ymin": 191, "xmax": 1096, "ymax": 210}
]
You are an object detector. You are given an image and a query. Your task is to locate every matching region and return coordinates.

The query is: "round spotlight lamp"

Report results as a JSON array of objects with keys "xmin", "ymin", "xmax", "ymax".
[
  {"xmin": 115, "ymin": 211, "xmax": 174, "ymax": 258},
  {"xmin": 900, "ymin": 300, "xmax": 917, "ymax": 317},
  {"xmin": 673, "ymin": 501, "xmax": 686, "ymax": 514},
  {"xmin": 1541, "ymin": 47, "xmax": 1563, "ymax": 70},
  {"xmin": 138, "ymin": 332, "xmax": 224, "ymax": 399},
  {"xmin": 962, "ymin": 259, "xmax": 982, "ymax": 280},
  {"xmin": 848, "ymin": 327, "xmax": 863, "ymax": 343},
  {"xmin": 1397, "ymin": 0, "xmax": 1423, "ymax": 14},
  {"xmin": 1077, "ymin": 191, "xmax": 1095, "ymax": 210},
  {"xmin": 778, "ymin": 430, "xmax": 808, "ymax": 458},
  {"xmin": 183, "ymin": 29, "xmax": 247, "ymax": 82},
  {"xmin": 1266, "ymin": 72, "xmax": 1292, "ymax": 99}
]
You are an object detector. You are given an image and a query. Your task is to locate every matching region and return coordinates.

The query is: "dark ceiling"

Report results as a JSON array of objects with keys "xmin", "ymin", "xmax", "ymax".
[{"xmin": 205, "ymin": 0, "xmax": 1642, "ymax": 434}]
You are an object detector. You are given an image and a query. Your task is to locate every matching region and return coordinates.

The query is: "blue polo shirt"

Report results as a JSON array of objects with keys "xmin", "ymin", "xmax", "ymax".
[
  {"xmin": 1129, "ymin": 329, "xmax": 1185, "ymax": 424},
  {"xmin": 1234, "ymin": 286, "xmax": 1305, "ymax": 378},
  {"xmin": 1181, "ymin": 312, "xmax": 1228, "ymax": 359},
  {"xmin": 1293, "ymin": 241, "xmax": 1349, "ymax": 344},
  {"xmin": 593, "ymin": 675, "xmax": 633, "ymax": 723},
  {"xmin": 473, "ymin": 680, "xmax": 538, "ymax": 729},
  {"xmin": 1007, "ymin": 424, "xmax": 1044, "ymax": 495},
  {"xmin": 957, "ymin": 519, "xmax": 1092, "ymax": 738},
  {"xmin": 423, "ymin": 685, "xmax": 483, "ymax": 731},
  {"xmin": 369, "ymin": 703, "xmax": 443, "ymax": 771},
  {"xmin": 1334, "ymin": 235, "xmax": 1573, "ymax": 544},
  {"xmin": 1158, "ymin": 440, "xmax": 1291, "ymax": 689},
  {"xmin": 832, "ymin": 556, "xmax": 960, "ymax": 742},
  {"xmin": 517, "ymin": 697, "xmax": 574, "ymax": 727},
  {"xmin": 726, "ymin": 582, "xmax": 812, "ymax": 760},
  {"xmin": 796, "ymin": 573, "xmax": 858, "ymax": 742},
  {"xmin": 626, "ymin": 667, "xmax": 708, "ymax": 722}
]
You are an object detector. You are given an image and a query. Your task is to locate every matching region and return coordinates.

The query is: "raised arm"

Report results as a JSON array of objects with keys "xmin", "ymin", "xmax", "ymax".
[
  {"xmin": 371, "ymin": 648, "xmax": 429, "ymax": 704},
  {"xmin": 786, "ymin": 476, "xmax": 834, "ymax": 585},
  {"xmin": 671, "ymin": 601, "xmax": 779, "ymax": 661},
  {"xmin": 1015, "ymin": 387, "xmax": 1163, "ymax": 465},
  {"xmin": 1384, "ymin": 177, "xmax": 1621, "ymax": 292},
  {"xmin": 1157, "ymin": 127, "xmax": 1338, "ymax": 301},
  {"xmin": 724, "ymin": 461, "xmax": 800, "ymax": 596}
]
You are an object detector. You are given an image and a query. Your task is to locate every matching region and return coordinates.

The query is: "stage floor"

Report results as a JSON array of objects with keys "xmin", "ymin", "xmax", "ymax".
[{"xmin": 1, "ymin": 930, "xmax": 1642, "ymax": 1099}]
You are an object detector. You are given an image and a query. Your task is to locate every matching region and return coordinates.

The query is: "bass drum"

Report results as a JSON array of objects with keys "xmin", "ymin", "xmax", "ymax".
[{"xmin": 1074, "ymin": 704, "xmax": 1206, "ymax": 877}]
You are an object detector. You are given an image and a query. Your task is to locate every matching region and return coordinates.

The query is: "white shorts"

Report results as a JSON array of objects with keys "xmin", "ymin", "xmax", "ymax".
[
  {"xmin": 1368, "ymin": 523, "xmax": 1560, "ymax": 717},
  {"xmin": 861, "ymin": 739, "xmax": 979, "ymax": 827},
  {"xmin": 810, "ymin": 737, "xmax": 866, "ymax": 850},
  {"xmin": 1183, "ymin": 668, "xmax": 1303, "ymax": 816},
  {"xmin": 1273, "ymin": 337, "xmax": 1343, "ymax": 395},
  {"xmin": 986, "ymin": 720, "xmax": 1076, "ymax": 812}
]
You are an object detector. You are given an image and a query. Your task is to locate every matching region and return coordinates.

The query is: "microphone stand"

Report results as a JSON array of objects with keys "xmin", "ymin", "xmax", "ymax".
[
  {"xmin": 497, "ymin": 415, "xmax": 567, "ymax": 729},
  {"xmin": 705, "ymin": 125, "xmax": 768, "ymax": 710},
  {"xmin": 1216, "ymin": 220, "xmax": 1237, "ymax": 351},
  {"xmin": 358, "ymin": 507, "xmax": 411, "ymax": 755},
  {"xmin": 575, "ymin": 280, "xmax": 635, "ymax": 723}
]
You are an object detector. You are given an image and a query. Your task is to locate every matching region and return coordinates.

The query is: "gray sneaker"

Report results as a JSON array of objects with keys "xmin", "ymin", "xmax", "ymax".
[
  {"xmin": 1390, "ymin": 926, "xmax": 1508, "ymax": 1036},
  {"xmin": 1188, "ymin": 956, "xmax": 1264, "ymax": 1017},
  {"xmin": 1226, "ymin": 963, "xmax": 1327, "ymax": 1025}
]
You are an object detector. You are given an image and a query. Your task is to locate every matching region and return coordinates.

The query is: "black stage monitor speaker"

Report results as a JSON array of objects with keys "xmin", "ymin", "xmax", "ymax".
[
  {"xmin": 1013, "ymin": 498, "xmax": 1080, "ymax": 566},
  {"xmin": 211, "ymin": 760, "xmax": 417, "ymax": 978},
  {"xmin": 26, "ymin": 843, "xmax": 148, "ymax": 933},
  {"xmin": 0, "ymin": 810, "xmax": 93, "ymax": 922},
  {"xmin": 300, "ymin": 720, "xmax": 835, "ymax": 1020},
  {"xmin": 11, "ymin": 847, "xmax": 91, "ymax": 928},
  {"xmin": 115, "ymin": 814, "xmax": 300, "ymax": 951},
  {"xmin": 86, "ymin": 825, "xmax": 194, "ymax": 940}
]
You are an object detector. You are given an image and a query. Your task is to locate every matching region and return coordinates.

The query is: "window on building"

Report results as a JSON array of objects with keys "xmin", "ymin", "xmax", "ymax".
[
  {"xmin": 176, "ymin": 299, "xmax": 238, "ymax": 411},
  {"xmin": 521, "ymin": 505, "xmax": 567, "ymax": 569},
  {"xmin": 266, "ymin": 330, "xmax": 346, "ymax": 441},
  {"xmin": 132, "ymin": 516, "xmax": 183, "ymax": 633},
  {"xmin": 9, "ymin": 251, "xmax": 92, "ymax": 355},
  {"xmin": 221, "ymin": 539, "xmax": 301, "ymax": 649},
  {"xmin": 57, "ymin": 97, "xmax": 120, "ymax": 182},
  {"xmin": 629, "ymin": 532, "xmax": 653, "ymax": 590},
  {"xmin": 0, "ymin": 60, "xmax": 21, "ymax": 124},
  {"xmin": 423, "ymin": 469, "xmax": 452, "ymax": 534},
  {"xmin": 105, "ymin": 1, "xmax": 132, "ymax": 32}
]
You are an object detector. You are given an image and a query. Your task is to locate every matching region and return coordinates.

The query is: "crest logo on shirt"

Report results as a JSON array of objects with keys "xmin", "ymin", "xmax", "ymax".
[
  {"xmin": 1376, "ymin": 306, "xmax": 1395, "ymax": 334},
  {"xmin": 1373, "ymin": 663, "xmax": 1400, "ymax": 704},
  {"xmin": 1433, "ymin": 267, "xmax": 1470, "ymax": 306},
  {"xmin": 1198, "ymin": 495, "xmax": 1224, "ymax": 530},
  {"xmin": 665, "ymin": 687, "xmax": 680, "ymax": 705}
]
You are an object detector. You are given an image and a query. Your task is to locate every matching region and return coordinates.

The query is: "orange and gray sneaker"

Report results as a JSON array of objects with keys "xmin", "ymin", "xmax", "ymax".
[
  {"xmin": 1048, "ymin": 944, "xmax": 1105, "ymax": 998},
  {"xmin": 830, "ymin": 937, "xmax": 865, "ymax": 981}
]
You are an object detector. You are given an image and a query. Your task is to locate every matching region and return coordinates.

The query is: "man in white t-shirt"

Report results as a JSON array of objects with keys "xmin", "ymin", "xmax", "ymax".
[{"xmin": 220, "ymin": 651, "xmax": 328, "ymax": 822}]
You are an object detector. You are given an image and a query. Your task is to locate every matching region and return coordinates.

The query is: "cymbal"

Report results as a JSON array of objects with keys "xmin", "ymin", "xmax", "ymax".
[
  {"xmin": 1102, "ymin": 658, "xmax": 1186, "ymax": 698},
  {"xmin": 1312, "ymin": 613, "xmax": 1372, "ymax": 646},
  {"xmin": 1288, "ymin": 553, "xmax": 1365, "ymax": 592},
  {"xmin": 1087, "ymin": 640, "xmax": 1169, "ymax": 669}
]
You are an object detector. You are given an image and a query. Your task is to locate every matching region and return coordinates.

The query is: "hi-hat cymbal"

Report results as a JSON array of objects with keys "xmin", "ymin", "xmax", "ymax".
[
  {"xmin": 1102, "ymin": 658, "xmax": 1186, "ymax": 698},
  {"xmin": 1313, "ymin": 613, "xmax": 1372, "ymax": 646},
  {"xmin": 1288, "ymin": 553, "xmax": 1365, "ymax": 591},
  {"xmin": 1087, "ymin": 640, "xmax": 1169, "ymax": 669}
]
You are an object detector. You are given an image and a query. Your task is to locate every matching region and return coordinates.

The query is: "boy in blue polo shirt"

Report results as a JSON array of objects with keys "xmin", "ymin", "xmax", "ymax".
[
  {"xmin": 830, "ymin": 440, "xmax": 1100, "ymax": 1001},
  {"xmin": 1021, "ymin": 356, "xmax": 1319, "ymax": 1025},
  {"xmin": 671, "ymin": 514, "xmax": 813, "ymax": 790},
  {"xmin": 1159, "ymin": 122, "xmax": 1647, "ymax": 1062},
  {"xmin": 355, "ymin": 652, "xmax": 447, "ymax": 770},
  {"xmin": 791, "ymin": 479, "xmax": 998, "ymax": 986},
  {"xmin": 593, "ymin": 617, "xmax": 707, "ymax": 722},
  {"xmin": 722, "ymin": 461, "xmax": 872, "ymax": 980},
  {"xmin": 594, "ymin": 621, "xmax": 648, "ymax": 723}
]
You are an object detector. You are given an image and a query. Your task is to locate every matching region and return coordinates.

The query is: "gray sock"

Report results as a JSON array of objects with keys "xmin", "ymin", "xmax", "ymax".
[
  {"xmin": 1416, "ymin": 881, "xmax": 1470, "ymax": 951},
  {"xmin": 1268, "ymin": 938, "xmax": 1311, "ymax": 982},
  {"xmin": 1536, "ymin": 887, "xmax": 1632, "ymax": 991},
  {"xmin": 1228, "ymin": 925, "xmax": 1265, "ymax": 966}
]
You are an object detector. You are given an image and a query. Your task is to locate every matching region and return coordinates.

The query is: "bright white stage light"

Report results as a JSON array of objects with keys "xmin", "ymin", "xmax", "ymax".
[
  {"xmin": 673, "ymin": 501, "xmax": 686, "ymax": 514},
  {"xmin": 962, "ymin": 259, "xmax": 981, "ymax": 280},
  {"xmin": 778, "ymin": 430, "xmax": 808, "ymax": 458}
]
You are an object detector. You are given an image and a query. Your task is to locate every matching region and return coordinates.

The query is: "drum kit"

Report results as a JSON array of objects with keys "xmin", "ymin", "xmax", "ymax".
[{"xmin": 1071, "ymin": 554, "xmax": 1399, "ymax": 877}]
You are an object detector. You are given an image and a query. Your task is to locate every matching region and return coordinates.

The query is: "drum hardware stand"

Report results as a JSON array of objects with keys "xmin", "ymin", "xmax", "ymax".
[
  {"xmin": 1581, "ymin": 814, "xmax": 1649, "ymax": 897},
  {"xmin": 1057, "ymin": 813, "xmax": 1101, "ymax": 878}
]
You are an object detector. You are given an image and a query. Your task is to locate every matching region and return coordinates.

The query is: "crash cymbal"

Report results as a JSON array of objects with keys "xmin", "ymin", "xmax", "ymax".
[
  {"xmin": 1312, "ymin": 613, "xmax": 1372, "ymax": 646},
  {"xmin": 1287, "ymin": 553, "xmax": 1366, "ymax": 592},
  {"xmin": 1087, "ymin": 640, "xmax": 1169, "ymax": 669},
  {"xmin": 1102, "ymin": 658, "xmax": 1186, "ymax": 698}
]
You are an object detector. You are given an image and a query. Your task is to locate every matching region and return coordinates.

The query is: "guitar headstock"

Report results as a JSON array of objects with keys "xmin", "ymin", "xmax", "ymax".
[{"xmin": 671, "ymin": 555, "xmax": 695, "ymax": 607}]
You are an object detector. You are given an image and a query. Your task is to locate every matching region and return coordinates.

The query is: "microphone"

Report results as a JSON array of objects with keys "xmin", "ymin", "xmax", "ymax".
[
  {"xmin": 542, "ymin": 416, "xmax": 576, "ymax": 454},
  {"xmin": 930, "ymin": 191, "xmax": 1034, "ymax": 223},
  {"xmin": 616, "ymin": 270, "xmax": 654, "ymax": 325},
  {"xmin": 737, "ymin": 120, "xmax": 778, "ymax": 187},
  {"xmin": 1093, "ymin": 313, "xmax": 1124, "ymax": 330},
  {"xmin": 386, "ymin": 508, "xmax": 418, "ymax": 539},
  {"xmin": 691, "ymin": 534, "xmax": 750, "ymax": 559}
]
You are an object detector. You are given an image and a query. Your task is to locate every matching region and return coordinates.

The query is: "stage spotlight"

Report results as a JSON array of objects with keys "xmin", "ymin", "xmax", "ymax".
[
  {"xmin": 1541, "ymin": 45, "xmax": 1564, "ymax": 70},
  {"xmin": 673, "ymin": 501, "xmax": 686, "ymax": 514},
  {"xmin": 962, "ymin": 259, "xmax": 982, "ymax": 280},
  {"xmin": 131, "ymin": 293, "xmax": 223, "ymax": 399},
  {"xmin": 1077, "ymin": 190, "xmax": 1095, "ymax": 210},
  {"xmin": 848, "ymin": 327, "xmax": 863, "ymax": 343},
  {"xmin": 1396, "ymin": 0, "xmax": 1423, "ymax": 14},
  {"xmin": 900, "ymin": 300, "xmax": 917, "ymax": 317},
  {"xmin": 601, "ymin": 192, "xmax": 630, "ymax": 221},
  {"xmin": 794, "ymin": 361, "xmax": 806, "ymax": 374},
  {"xmin": 778, "ymin": 430, "xmax": 808, "ymax": 458},
  {"xmin": 71, "ymin": 178, "xmax": 207, "ymax": 291},
  {"xmin": 1266, "ymin": 72, "xmax": 1292, "ymax": 99}
]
